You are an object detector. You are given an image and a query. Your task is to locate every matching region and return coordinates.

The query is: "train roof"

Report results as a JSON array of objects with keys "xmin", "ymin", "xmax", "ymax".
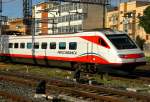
[
  {"xmin": 92, "ymin": 28, "xmax": 125, "ymax": 35},
  {"xmin": 1, "ymin": 29, "xmax": 125, "ymax": 39}
]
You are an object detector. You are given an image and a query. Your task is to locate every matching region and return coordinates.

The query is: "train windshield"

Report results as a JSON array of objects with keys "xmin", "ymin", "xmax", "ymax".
[{"xmin": 106, "ymin": 34, "xmax": 137, "ymax": 50}]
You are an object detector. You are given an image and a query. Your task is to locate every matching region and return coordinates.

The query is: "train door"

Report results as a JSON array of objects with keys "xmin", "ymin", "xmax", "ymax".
[
  {"xmin": 41, "ymin": 42, "xmax": 49, "ymax": 65},
  {"xmin": 86, "ymin": 41, "xmax": 93, "ymax": 63},
  {"xmin": 34, "ymin": 41, "xmax": 52, "ymax": 66},
  {"xmin": 90, "ymin": 41, "xmax": 94, "ymax": 62},
  {"xmin": 33, "ymin": 42, "xmax": 47, "ymax": 65}
]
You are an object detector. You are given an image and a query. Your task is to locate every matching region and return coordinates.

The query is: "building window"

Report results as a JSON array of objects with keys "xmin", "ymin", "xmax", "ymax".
[
  {"xmin": 123, "ymin": 24, "xmax": 128, "ymax": 33},
  {"xmin": 74, "ymin": 14, "xmax": 77, "ymax": 20},
  {"xmin": 20, "ymin": 43, "xmax": 25, "ymax": 49},
  {"xmin": 69, "ymin": 42, "xmax": 77, "ymax": 50},
  {"xmin": 78, "ymin": 14, "xmax": 83, "ymax": 20},
  {"xmin": 41, "ymin": 42, "xmax": 47, "ymax": 49},
  {"xmin": 129, "ymin": 23, "xmax": 132, "ymax": 30},
  {"xmin": 66, "ymin": 15, "xmax": 69, "ymax": 21},
  {"xmin": 77, "ymin": 25, "xmax": 82, "ymax": 31},
  {"xmin": 27, "ymin": 43, "xmax": 32, "ymax": 49},
  {"xmin": 74, "ymin": 25, "xmax": 77, "ymax": 32},
  {"xmin": 9, "ymin": 43, "xmax": 13, "ymax": 48},
  {"xmin": 69, "ymin": 15, "xmax": 72, "ymax": 21},
  {"xmin": 109, "ymin": 17, "xmax": 111, "ymax": 22},
  {"xmin": 50, "ymin": 42, "xmax": 56, "ymax": 49},
  {"xmin": 65, "ymin": 27, "xmax": 68, "ymax": 32},
  {"xmin": 58, "ymin": 27, "xmax": 61, "ymax": 33},
  {"xmin": 70, "ymin": 26, "xmax": 74, "ymax": 32},
  {"xmin": 59, "ymin": 42, "xmax": 66, "ymax": 49},
  {"xmin": 14, "ymin": 43, "xmax": 18, "ymax": 48},
  {"xmin": 112, "ymin": 16, "xmax": 117, "ymax": 24},
  {"xmin": 77, "ymin": 3, "xmax": 81, "ymax": 9}
]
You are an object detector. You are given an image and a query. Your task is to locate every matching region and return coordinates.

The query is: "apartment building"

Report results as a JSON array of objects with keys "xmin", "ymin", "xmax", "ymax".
[
  {"xmin": 33, "ymin": 2, "xmax": 104, "ymax": 35},
  {"xmin": 4, "ymin": 18, "xmax": 26, "ymax": 35},
  {"xmin": 106, "ymin": 0, "xmax": 150, "ymax": 43}
]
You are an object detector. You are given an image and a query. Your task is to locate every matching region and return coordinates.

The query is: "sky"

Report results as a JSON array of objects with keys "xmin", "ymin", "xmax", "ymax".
[
  {"xmin": 1, "ymin": 0, "xmax": 140, "ymax": 18},
  {"xmin": 2, "ymin": 0, "xmax": 44, "ymax": 18}
]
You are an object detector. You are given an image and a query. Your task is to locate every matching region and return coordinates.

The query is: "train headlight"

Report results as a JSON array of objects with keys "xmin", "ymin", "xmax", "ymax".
[{"xmin": 119, "ymin": 54, "xmax": 126, "ymax": 59}]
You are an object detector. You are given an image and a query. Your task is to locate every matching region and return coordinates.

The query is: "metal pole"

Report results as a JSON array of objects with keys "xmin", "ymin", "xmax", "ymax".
[
  {"xmin": 103, "ymin": 3, "xmax": 106, "ymax": 28},
  {"xmin": 49, "ymin": 13, "xmax": 55, "ymax": 34},
  {"xmin": 52, "ymin": 19, "xmax": 54, "ymax": 34},
  {"xmin": 0, "ymin": 0, "xmax": 2, "ymax": 35},
  {"xmin": 69, "ymin": 12, "xmax": 71, "ymax": 32}
]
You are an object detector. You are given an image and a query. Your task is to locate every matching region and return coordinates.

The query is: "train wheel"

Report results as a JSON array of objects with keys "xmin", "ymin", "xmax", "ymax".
[
  {"xmin": 71, "ymin": 63, "xmax": 97, "ymax": 73},
  {"xmin": 80, "ymin": 63, "xmax": 88, "ymax": 72},
  {"xmin": 71, "ymin": 63, "xmax": 82, "ymax": 71},
  {"xmin": 89, "ymin": 64, "xmax": 97, "ymax": 73},
  {"xmin": 72, "ymin": 63, "xmax": 89, "ymax": 72},
  {"xmin": 71, "ymin": 62, "xmax": 77, "ymax": 70},
  {"xmin": 79, "ymin": 64, "xmax": 96, "ymax": 73}
]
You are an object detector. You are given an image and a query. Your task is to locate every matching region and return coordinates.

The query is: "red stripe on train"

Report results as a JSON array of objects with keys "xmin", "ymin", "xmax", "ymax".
[{"xmin": 0, "ymin": 53, "xmax": 110, "ymax": 64}]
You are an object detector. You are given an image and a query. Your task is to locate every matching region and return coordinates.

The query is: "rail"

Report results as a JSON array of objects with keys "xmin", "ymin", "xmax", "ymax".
[{"xmin": 0, "ymin": 71, "xmax": 150, "ymax": 102}]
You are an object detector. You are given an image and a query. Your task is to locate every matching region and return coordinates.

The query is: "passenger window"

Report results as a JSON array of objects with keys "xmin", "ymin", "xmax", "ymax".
[
  {"xmin": 41, "ymin": 42, "xmax": 47, "ymax": 49},
  {"xmin": 59, "ymin": 42, "xmax": 66, "ymax": 49},
  {"xmin": 99, "ymin": 38, "xmax": 107, "ymax": 47},
  {"xmin": 69, "ymin": 42, "xmax": 77, "ymax": 50},
  {"xmin": 50, "ymin": 42, "xmax": 56, "ymax": 49},
  {"xmin": 20, "ymin": 43, "xmax": 25, "ymax": 49},
  {"xmin": 9, "ymin": 43, "xmax": 13, "ymax": 48},
  {"xmin": 27, "ymin": 43, "xmax": 32, "ymax": 49},
  {"xmin": 34, "ymin": 42, "xmax": 39, "ymax": 49},
  {"xmin": 14, "ymin": 43, "xmax": 18, "ymax": 48}
]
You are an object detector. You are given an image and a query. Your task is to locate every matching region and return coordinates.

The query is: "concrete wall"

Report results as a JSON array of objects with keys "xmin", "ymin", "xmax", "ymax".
[{"xmin": 83, "ymin": 4, "xmax": 104, "ymax": 30}]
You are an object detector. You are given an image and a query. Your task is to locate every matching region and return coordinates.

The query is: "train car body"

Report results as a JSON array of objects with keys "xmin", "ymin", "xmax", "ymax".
[{"xmin": 0, "ymin": 29, "xmax": 146, "ymax": 71}]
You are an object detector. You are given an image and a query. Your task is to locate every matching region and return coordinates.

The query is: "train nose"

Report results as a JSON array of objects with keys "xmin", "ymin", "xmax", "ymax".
[{"xmin": 118, "ymin": 53, "xmax": 146, "ymax": 66}]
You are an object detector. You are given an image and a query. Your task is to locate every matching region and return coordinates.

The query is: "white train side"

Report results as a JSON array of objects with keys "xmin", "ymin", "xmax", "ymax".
[{"xmin": 0, "ymin": 29, "xmax": 146, "ymax": 71}]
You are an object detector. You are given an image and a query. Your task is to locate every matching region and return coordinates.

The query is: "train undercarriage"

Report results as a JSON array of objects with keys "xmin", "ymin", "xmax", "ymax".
[{"xmin": 0, "ymin": 55, "xmax": 144, "ymax": 74}]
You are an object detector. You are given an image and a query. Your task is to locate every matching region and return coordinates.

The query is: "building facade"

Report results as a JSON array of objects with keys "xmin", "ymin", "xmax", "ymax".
[
  {"xmin": 5, "ymin": 18, "xmax": 26, "ymax": 35},
  {"xmin": 106, "ymin": 1, "xmax": 150, "ymax": 43},
  {"xmin": 0, "ymin": 16, "xmax": 8, "ymax": 35},
  {"xmin": 33, "ymin": 2, "xmax": 104, "ymax": 35}
]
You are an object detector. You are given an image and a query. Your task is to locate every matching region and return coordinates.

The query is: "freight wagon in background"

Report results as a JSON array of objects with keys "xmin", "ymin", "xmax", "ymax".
[{"xmin": 0, "ymin": 29, "xmax": 146, "ymax": 72}]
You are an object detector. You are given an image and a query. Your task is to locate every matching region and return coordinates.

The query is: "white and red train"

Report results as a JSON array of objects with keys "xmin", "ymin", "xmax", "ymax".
[{"xmin": 0, "ymin": 29, "xmax": 146, "ymax": 71}]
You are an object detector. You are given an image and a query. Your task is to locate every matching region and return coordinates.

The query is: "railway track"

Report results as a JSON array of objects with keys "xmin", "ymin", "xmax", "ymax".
[
  {"xmin": 0, "ymin": 62, "xmax": 150, "ymax": 84},
  {"xmin": 0, "ymin": 90, "xmax": 32, "ymax": 102},
  {"xmin": 0, "ymin": 71, "xmax": 150, "ymax": 102},
  {"xmin": 110, "ymin": 69, "xmax": 150, "ymax": 85}
]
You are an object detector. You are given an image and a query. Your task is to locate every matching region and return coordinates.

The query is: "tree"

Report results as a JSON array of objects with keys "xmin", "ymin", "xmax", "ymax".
[
  {"xmin": 139, "ymin": 6, "xmax": 150, "ymax": 34},
  {"xmin": 136, "ymin": 35, "xmax": 145, "ymax": 50}
]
